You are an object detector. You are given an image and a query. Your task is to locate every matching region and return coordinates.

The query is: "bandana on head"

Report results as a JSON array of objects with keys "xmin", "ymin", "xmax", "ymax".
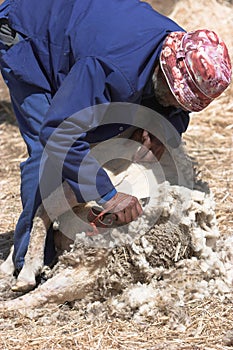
[{"xmin": 159, "ymin": 29, "xmax": 232, "ymax": 112}]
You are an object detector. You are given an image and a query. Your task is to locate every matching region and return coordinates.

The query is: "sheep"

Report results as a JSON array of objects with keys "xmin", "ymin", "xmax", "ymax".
[
  {"xmin": 0, "ymin": 147, "xmax": 187, "ymax": 292},
  {"xmin": 0, "ymin": 149, "xmax": 221, "ymax": 310},
  {"xmin": 0, "ymin": 180, "xmax": 221, "ymax": 311}
]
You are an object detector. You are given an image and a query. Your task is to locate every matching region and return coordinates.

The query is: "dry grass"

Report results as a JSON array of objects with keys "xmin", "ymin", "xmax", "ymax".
[
  {"xmin": 0, "ymin": 1, "xmax": 232, "ymax": 349},
  {"xmin": 0, "ymin": 298, "xmax": 232, "ymax": 350}
]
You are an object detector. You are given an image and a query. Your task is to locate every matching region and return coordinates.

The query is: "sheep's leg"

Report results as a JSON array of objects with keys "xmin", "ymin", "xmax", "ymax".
[
  {"xmin": 12, "ymin": 205, "xmax": 51, "ymax": 292},
  {"xmin": 12, "ymin": 182, "xmax": 78, "ymax": 293},
  {"xmin": 0, "ymin": 246, "xmax": 14, "ymax": 276},
  {"xmin": 0, "ymin": 256, "xmax": 106, "ymax": 311}
]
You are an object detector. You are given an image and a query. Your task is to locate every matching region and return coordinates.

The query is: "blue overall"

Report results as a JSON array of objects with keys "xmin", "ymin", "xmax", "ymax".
[{"xmin": 0, "ymin": 0, "xmax": 190, "ymax": 270}]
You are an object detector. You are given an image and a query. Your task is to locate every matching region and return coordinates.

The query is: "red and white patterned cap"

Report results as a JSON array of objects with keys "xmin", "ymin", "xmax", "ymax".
[{"xmin": 159, "ymin": 29, "xmax": 232, "ymax": 112}]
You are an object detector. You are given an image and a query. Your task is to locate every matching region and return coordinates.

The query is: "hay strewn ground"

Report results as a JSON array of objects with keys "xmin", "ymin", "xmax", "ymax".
[
  {"xmin": 169, "ymin": 0, "xmax": 233, "ymax": 240},
  {"xmin": 0, "ymin": 1, "xmax": 232, "ymax": 349}
]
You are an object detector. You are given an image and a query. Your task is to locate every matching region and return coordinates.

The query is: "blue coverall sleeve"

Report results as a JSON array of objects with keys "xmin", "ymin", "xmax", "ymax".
[{"xmin": 39, "ymin": 57, "xmax": 122, "ymax": 203}]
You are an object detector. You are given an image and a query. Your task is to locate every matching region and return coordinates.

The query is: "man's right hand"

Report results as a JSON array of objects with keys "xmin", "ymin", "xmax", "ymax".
[{"xmin": 102, "ymin": 192, "xmax": 143, "ymax": 225}]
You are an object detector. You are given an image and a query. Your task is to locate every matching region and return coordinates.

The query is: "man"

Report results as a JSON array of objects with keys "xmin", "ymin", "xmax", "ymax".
[{"xmin": 0, "ymin": 0, "xmax": 231, "ymax": 274}]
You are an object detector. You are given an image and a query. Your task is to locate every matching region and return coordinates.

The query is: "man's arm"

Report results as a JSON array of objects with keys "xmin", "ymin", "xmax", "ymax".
[
  {"xmin": 39, "ymin": 57, "xmax": 142, "ymax": 222},
  {"xmin": 136, "ymin": 95, "xmax": 190, "ymax": 161},
  {"xmin": 39, "ymin": 57, "xmax": 119, "ymax": 203}
]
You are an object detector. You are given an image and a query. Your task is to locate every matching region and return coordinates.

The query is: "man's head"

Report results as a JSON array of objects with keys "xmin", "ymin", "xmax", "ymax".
[{"xmin": 159, "ymin": 29, "xmax": 232, "ymax": 112}]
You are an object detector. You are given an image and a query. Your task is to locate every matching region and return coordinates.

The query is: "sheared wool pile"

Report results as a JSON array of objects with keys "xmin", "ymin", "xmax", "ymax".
[
  {"xmin": 82, "ymin": 235, "xmax": 232, "ymax": 328},
  {"xmin": 61, "ymin": 182, "xmax": 232, "ymax": 326}
]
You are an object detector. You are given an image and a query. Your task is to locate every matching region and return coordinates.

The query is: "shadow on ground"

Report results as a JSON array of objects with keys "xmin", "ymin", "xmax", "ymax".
[
  {"xmin": 0, "ymin": 231, "xmax": 13, "ymax": 260},
  {"xmin": 0, "ymin": 101, "xmax": 16, "ymax": 125}
]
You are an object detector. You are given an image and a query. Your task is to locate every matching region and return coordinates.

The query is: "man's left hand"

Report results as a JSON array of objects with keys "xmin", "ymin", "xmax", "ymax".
[{"xmin": 130, "ymin": 129, "xmax": 165, "ymax": 162}]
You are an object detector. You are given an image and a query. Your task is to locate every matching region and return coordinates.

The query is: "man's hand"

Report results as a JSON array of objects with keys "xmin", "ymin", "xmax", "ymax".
[
  {"xmin": 131, "ymin": 129, "xmax": 165, "ymax": 162},
  {"xmin": 102, "ymin": 192, "xmax": 143, "ymax": 224}
]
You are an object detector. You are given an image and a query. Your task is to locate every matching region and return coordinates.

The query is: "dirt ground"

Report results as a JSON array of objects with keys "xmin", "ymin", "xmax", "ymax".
[{"xmin": 0, "ymin": 1, "xmax": 232, "ymax": 349}]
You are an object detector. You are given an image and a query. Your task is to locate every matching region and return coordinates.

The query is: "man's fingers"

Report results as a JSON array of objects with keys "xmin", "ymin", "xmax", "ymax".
[
  {"xmin": 153, "ymin": 144, "xmax": 165, "ymax": 161},
  {"xmin": 115, "ymin": 198, "xmax": 143, "ymax": 224},
  {"xmin": 102, "ymin": 192, "xmax": 143, "ymax": 225},
  {"xmin": 150, "ymin": 136, "xmax": 165, "ymax": 160},
  {"xmin": 124, "ymin": 207, "xmax": 132, "ymax": 223},
  {"xmin": 133, "ymin": 139, "xmax": 165, "ymax": 162},
  {"xmin": 133, "ymin": 145, "xmax": 150, "ymax": 162},
  {"xmin": 130, "ymin": 205, "xmax": 138, "ymax": 221},
  {"xmin": 133, "ymin": 148, "xmax": 156, "ymax": 162},
  {"xmin": 132, "ymin": 132, "xmax": 153, "ymax": 162},
  {"xmin": 130, "ymin": 128, "xmax": 144, "ymax": 143},
  {"xmin": 115, "ymin": 210, "xmax": 125, "ymax": 224},
  {"xmin": 142, "ymin": 130, "xmax": 151, "ymax": 147}
]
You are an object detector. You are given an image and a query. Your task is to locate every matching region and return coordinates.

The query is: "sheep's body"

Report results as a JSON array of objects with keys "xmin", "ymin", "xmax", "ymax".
[
  {"xmin": 1, "ymin": 152, "xmax": 227, "ymax": 313},
  {"xmin": 0, "ymin": 178, "xmax": 221, "ymax": 311},
  {"xmin": 0, "ymin": 150, "xmax": 184, "ymax": 290}
]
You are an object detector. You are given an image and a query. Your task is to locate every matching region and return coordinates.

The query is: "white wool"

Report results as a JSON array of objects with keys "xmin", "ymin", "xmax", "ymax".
[
  {"xmin": 140, "ymin": 236, "xmax": 154, "ymax": 255},
  {"xmin": 191, "ymin": 228, "xmax": 207, "ymax": 253},
  {"xmin": 215, "ymin": 278, "xmax": 231, "ymax": 294},
  {"xmin": 125, "ymin": 283, "xmax": 157, "ymax": 309}
]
